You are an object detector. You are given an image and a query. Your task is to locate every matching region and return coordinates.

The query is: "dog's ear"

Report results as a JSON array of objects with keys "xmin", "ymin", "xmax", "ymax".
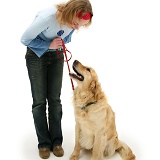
[
  {"xmin": 90, "ymin": 80, "xmax": 96, "ymax": 90},
  {"xmin": 90, "ymin": 80, "xmax": 103, "ymax": 100}
]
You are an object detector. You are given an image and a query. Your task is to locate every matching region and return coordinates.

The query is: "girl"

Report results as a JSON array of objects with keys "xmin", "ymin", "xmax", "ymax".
[{"xmin": 21, "ymin": 0, "xmax": 93, "ymax": 159}]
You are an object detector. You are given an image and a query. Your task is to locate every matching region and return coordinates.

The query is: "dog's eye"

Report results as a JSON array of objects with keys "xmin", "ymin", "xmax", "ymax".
[{"xmin": 86, "ymin": 68, "xmax": 90, "ymax": 72}]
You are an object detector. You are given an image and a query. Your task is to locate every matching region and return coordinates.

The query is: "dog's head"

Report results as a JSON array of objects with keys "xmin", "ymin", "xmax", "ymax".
[
  {"xmin": 69, "ymin": 60, "xmax": 104, "ymax": 101},
  {"xmin": 69, "ymin": 60, "xmax": 98, "ymax": 90}
]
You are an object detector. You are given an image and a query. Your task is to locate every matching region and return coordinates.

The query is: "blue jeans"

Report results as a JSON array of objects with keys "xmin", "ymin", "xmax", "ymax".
[{"xmin": 25, "ymin": 47, "xmax": 64, "ymax": 149}]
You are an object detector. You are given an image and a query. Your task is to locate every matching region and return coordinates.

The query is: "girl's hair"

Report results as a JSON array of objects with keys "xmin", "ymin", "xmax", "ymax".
[{"xmin": 55, "ymin": 0, "xmax": 93, "ymax": 27}]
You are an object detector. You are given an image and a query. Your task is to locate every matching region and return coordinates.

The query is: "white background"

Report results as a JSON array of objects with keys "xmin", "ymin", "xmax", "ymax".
[{"xmin": 0, "ymin": 0, "xmax": 160, "ymax": 159}]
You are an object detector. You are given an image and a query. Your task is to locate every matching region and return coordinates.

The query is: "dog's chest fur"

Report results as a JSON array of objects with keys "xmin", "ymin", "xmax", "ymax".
[
  {"xmin": 72, "ymin": 86, "xmax": 115, "ymax": 150},
  {"xmin": 74, "ymin": 101, "xmax": 109, "ymax": 149}
]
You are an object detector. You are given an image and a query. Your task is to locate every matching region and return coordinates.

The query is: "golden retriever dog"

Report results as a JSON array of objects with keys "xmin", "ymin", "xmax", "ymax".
[{"xmin": 69, "ymin": 60, "xmax": 136, "ymax": 160}]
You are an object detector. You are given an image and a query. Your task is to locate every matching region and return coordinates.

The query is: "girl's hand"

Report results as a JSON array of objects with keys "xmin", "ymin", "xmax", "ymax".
[{"xmin": 49, "ymin": 37, "xmax": 62, "ymax": 49}]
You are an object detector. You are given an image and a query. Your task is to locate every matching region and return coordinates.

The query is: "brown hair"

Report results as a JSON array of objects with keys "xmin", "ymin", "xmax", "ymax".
[{"xmin": 55, "ymin": 0, "xmax": 93, "ymax": 27}]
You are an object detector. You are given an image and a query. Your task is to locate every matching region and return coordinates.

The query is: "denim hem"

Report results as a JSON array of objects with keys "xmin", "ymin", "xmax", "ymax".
[
  {"xmin": 53, "ymin": 144, "xmax": 62, "ymax": 148},
  {"xmin": 38, "ymin": 146, "xmax": 51, "ymax": 149}
]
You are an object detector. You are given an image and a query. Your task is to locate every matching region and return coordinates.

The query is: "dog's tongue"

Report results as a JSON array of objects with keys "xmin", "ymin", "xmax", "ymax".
[
  {"xmin": 70, "ymin": 72, "xmax": 80, "ymax": 78},
  {"xmin": 69, "ymin": 72, "xmax": 74, "ymax": 75},
  {"xmin": 69, "ymin": 72, "xmax": 83, "ymax": 80}
]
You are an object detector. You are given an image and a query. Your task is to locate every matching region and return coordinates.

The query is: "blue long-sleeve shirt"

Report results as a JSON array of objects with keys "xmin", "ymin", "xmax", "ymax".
[{"xmin": 21, "ymin": 6, "xmax": 74, "ymax": 57}]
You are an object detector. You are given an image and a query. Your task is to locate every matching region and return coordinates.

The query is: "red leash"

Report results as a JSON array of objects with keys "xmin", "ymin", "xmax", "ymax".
[{"xmin": 56, "ymin": 40, "xmax": 74, "ymax": 90}]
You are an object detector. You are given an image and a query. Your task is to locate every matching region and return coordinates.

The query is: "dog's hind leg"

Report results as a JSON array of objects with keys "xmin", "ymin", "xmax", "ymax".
[
  {"xmin": 116, "ymin": 140, "xmax": 136, "ymax": 160},
  {"xmin": 70, "ymin": 124, "xmax": 81, "ymax": 160}
]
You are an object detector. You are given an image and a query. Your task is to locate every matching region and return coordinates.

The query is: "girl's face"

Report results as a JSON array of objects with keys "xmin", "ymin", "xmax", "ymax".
[{"xmin": 67, "ymin": 17, "xmax": 90, "ymax": 30}]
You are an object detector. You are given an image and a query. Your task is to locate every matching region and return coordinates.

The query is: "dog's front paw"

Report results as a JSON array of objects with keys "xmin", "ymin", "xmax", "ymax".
[{"xmin": 70, "ymin": 155, "xmax": 78, "ymax": 160}]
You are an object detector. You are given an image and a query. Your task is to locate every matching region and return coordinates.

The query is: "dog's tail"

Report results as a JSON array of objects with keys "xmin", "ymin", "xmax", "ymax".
[{"xmin": 116, "ymin": 140, "xmax": 136, "ymax": 160}]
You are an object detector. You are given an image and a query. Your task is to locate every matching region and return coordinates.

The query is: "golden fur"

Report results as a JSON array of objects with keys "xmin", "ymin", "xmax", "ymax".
[{"xmin": 69, "ymin": 60, "xmax": 136, "ymax": 160}]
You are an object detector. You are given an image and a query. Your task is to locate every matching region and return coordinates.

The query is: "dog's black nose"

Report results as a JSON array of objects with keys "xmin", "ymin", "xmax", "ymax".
[{"xmin": 73, "ymin": 60, "xmax": 79, "ymax": 66}]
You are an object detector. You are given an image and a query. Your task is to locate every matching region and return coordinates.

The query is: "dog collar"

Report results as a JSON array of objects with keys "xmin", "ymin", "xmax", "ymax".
[{"xmin": 81, "ymin": 101, "xmax": 96, "ymax": 110}]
